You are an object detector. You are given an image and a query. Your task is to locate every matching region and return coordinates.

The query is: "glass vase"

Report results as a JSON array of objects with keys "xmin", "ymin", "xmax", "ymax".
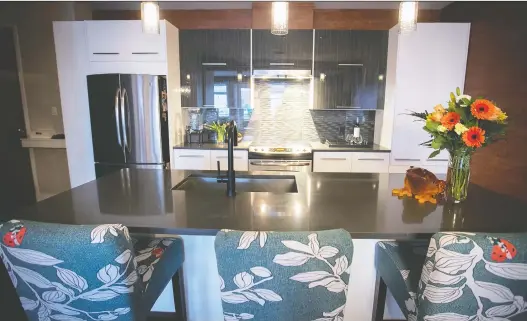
[
  {"xmin": 216, "ymin": 130, "xmax": 225, "ymax": 145},
  {"xmin": 446, "ymin": 151, "xmax": 472, "ymax": 203}
]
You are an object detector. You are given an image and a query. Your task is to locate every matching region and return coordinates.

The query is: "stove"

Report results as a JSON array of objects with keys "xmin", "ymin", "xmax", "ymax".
[{"xmin": 248, "ymin": 143, "xmax": 313, "ymax": 172}]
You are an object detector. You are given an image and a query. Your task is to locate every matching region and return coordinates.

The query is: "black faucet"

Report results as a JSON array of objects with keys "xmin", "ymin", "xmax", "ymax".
[{"xmin": 217, "ymin": 120, "xmax": 238, "ymax": 197}]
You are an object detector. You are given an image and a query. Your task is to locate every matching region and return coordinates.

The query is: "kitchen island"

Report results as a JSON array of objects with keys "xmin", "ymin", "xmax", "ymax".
[
  {"xmin": 13, "ymin": 169, "xmax": 527, "ymax": 238},
  {"xmin": 11, "ymin": 169, "xmax": 527, "ymax": 321}
]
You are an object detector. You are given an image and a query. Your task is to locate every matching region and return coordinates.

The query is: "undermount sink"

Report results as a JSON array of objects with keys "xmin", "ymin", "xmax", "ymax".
[{"xmin": 173, "ymin": 174, "xmax": 298, "ymax": 193}]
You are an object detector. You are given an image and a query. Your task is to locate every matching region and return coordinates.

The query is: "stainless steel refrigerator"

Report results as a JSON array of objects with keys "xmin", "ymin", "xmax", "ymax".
[{"xmin": 87, "ymin": 74, "xmax": 170, "ymax": 178}]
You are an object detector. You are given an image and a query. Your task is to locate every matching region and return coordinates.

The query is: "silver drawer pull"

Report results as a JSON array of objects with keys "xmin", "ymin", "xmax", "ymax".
[
  {"xmin": 358, "ymin": 158, "xmax": 385, "ymax": 161},
  {"xmin": 216, "ymin": 156, "xmax": 242, "ymax": 159},
  {"xmin": 269, "ymin": 62, "xmax": 295, "ymax": 66},
  {"xmin": 93, "ymin": 52, "xmax": 119, "ymax": 55},
  {"xmin": 427, "ymin": 159, "xmax": 449, "ymax": 162},
  {"xmin": 320, "ymin": 158, "xmax": 348, "ymax": 161},
  {"xmin": 394, "ymin": 158, "xmax": 420, "ymax": 161},
  {"xmin": 179, "ymin": 155, "xmax": 205, "ymax": 158},
  {"xmin": 132, "ymin": 52, "xmax": 159, "ymax": 55}
]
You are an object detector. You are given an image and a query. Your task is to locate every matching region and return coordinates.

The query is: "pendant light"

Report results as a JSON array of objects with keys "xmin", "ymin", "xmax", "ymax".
[
  {"xmin": 398, "ymin": 1, "xmax": 418, "ymax": 34},
  {"xmin": 271, "ymin": 2, "xmax": 289, "ymax": 36},
  {"xmin": 141, "ymin": 1, "xmax": 160, "ymax": 34}
]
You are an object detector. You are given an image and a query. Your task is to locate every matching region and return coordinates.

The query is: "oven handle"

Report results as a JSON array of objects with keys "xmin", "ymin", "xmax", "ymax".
[{"xmin": 249, "ymin": 161, "xmax": 312, "ymax": 167}]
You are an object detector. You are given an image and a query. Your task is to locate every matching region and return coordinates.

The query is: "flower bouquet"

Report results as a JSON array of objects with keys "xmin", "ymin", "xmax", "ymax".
[{"xmin": 409, "ymin": 88, "xmax": 508, "ymax": 202}]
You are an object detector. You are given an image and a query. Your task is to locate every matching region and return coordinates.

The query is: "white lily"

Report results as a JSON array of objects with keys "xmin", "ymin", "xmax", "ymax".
[{"xmin": 456, "ymin": 94, "xmax": 472, "ymax": 107}]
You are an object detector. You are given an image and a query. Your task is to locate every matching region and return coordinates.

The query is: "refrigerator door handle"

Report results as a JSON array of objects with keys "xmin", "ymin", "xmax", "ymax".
[
  {"xmin": 114, "ymin": 88, "xmax": 122, "ymax": 148},
  {"xmin": 120, "ymin": 88, "xmax": 129, "ymax": 152}
]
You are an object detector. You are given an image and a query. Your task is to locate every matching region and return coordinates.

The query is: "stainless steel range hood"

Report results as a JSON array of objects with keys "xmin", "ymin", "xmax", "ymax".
[{"xmin": 252, "ymin": 69, "xmax": 312, "ymax": 79}]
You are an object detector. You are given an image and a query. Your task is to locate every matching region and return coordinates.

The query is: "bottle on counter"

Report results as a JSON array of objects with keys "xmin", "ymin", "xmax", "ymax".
[{"xmin": 352, "ymin": 116, "xmax": 363, "ymax": 145}]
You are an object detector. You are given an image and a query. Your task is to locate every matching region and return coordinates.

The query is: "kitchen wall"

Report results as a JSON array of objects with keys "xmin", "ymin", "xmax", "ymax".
[
  {"xmin": 441, "ymin": 2, "xmax": 527, "ymax": 202},
  {"xmin": 0, "ymin": 2, "xmax": 92, "ymax": 198},
  {"xmin": 183, "ymin": 79, "xmax": 376, "ymax": 145}
]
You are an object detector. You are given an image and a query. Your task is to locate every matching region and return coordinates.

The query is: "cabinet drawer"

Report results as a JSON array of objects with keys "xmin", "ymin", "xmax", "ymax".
[
  {"xmin": 313, "ymin": 152, "xmax": 352, "ymax": 173},
  {"xmin": 86, "ymin": 21, "xmax": 166, "ymax": 62},
  {"xmin": 173, "ymin": 149, "xmax": 211, "ymax": 170},
  {"xmin": 210, "ymin": 150, "xmax": 248, "ymax": 171},
  {"xmin": 351, "ymin": 152, "xmax": 390, "ymax": 173}
]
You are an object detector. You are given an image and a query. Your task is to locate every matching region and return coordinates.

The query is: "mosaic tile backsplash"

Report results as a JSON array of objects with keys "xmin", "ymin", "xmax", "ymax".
[{"xmin": 182, "ymin": 79, "xmax": 377, "ymax": 144}]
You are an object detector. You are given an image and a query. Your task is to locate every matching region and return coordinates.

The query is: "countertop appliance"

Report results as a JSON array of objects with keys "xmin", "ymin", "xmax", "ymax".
[
  {"xmin": 248, "ymin": 143, "xmax": 312, "ymax": 172},
  {"xmin": 87, "ymin": 74, "xmax": 170, "ymax": 178}
]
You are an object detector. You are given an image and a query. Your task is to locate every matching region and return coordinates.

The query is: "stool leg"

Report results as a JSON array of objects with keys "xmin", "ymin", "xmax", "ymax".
[
  {"xmin": 372, "ymin": 274, "xmax": 387, "ymax": 321},
  {"xmin": 172, "ymin": 268, "xmax": 187, "ymax": 321}
]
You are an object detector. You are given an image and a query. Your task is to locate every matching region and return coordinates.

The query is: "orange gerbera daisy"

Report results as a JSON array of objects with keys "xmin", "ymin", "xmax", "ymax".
[
  {"xmin": 462, "ymin": 127, "xmax": 486, "ymax": 148},
  {"xmin": 471, "ymin": 99, "xmax": 497, "ymax": 120},
  {"xmin": 440, "ymin": 112, "xmax": 461, "ymax": 130}
]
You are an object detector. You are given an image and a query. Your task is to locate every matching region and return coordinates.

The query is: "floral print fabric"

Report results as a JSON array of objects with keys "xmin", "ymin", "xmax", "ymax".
[
  {"xmin": 418, "ymin": 232, "xmax": 527, "ymax": 321},
  {"xmin": 0, "ymin": 220, "xmax": 142, "ymax": 321},
  {"xmin": 375, "ymin": 240, "xmax": 429, "ymax": 321},
  {"xmin": 0, "ymin": 220, "xmax": 185, "ymax": 321},
  {"xmin": 215, "ymin": 229, "xmax": 353, "ymax": 321}
]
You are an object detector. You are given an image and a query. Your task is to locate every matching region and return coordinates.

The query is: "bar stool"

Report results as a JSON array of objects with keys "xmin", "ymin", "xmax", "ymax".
[
  {"xmin": 0, "ymin": 219, "xmax": 186, "ymax": 321},
  {"xmin": 374, "ymin": 232, "xmax": 527, "ymax": 321},
  {"xmin": 215, "ymin": 229, "xmax": 353, "ymax": 321}
]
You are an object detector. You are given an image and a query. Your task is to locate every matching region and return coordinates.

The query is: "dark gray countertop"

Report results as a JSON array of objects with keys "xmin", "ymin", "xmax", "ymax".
[
  {"xmin": 12, "ymin": 169, "xmax": 527, "ymax": 239},
  {"xmin": 173, "ymin": 142, "xmax": 390, "ymax": 153},
  {"xmin": 173, "ymin": 142, "xmax": 251, "ymax": 150},
  {"xmin": 310, "ymin": 142, "xmax": 391, "ymax": 152}
]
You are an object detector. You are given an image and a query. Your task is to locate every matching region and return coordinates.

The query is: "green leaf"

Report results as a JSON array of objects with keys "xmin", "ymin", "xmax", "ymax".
[
  {"xmin": 428, "ymin": 150, "xmax": 441, "ymax": 159},
  {"xmin": 425, "ymin": 121, "xmax": 439, "ymax": 131},
  {"xmin": 456, "ymin": 87, "xmax": 461, "ymax": 96},
  {"xmin": 430, "ymin": 139, "xmax": 443, "ymax": 149}
]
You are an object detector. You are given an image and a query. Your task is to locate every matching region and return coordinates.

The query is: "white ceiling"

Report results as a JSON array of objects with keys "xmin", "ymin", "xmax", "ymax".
[{"xmin": 91, "ymin": 1, "xmax": 452, "ymax": 11}]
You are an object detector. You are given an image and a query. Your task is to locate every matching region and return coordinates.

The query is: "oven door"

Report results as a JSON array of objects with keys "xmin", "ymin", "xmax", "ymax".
[{"xmin": 249, "ymin": 159, "xmax": 312, "ymax": 172}]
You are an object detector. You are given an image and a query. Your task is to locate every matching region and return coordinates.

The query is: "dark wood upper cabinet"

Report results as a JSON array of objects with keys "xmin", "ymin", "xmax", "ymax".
[
  {"xmin": 252, "ymin": 30, "xmax": 313, "ymax": 70},
  {"xmin": 313, "ymin": 30, "xmax": 388, "ymax": 110},
  {"xmin": 179, "ymin": 30, "xmax": 251, "ymax": 108}
]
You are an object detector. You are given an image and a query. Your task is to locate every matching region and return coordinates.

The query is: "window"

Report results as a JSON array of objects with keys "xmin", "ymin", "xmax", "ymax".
[{"xmin": 214, "ymin": 83, "xmax": 229, "ymax": 117}]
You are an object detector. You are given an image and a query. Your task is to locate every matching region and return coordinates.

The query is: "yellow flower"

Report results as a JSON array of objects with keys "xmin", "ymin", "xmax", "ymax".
[
  {"xmin": 489, "ymin": 106, "xmax": 508, "ymax": 122},
  {"xmin": 427, "ymin": 111, "xmax": 443, "ymax": 122},
  {"xmin": 454, "ymin": 123, "xmax": 468, "ymax": 135},
  {"xmin": 433, "ymin": 104, "xmax": 446, "ymax": 114},
  {"xmin": 437, "ymin": 125, "xmax": 448, "ymax": 133}
]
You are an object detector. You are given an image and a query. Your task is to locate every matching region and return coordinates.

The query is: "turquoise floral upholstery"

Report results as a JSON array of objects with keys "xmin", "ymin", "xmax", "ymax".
[
  {"xmin": 215, "ymin": 229, "xmax": 353, "ymax": 321},
  {"xmin": 375, "ymin": 240, "xmax": 428, "ymax": 321},
  {"xmin": 0, "ymin": 220, "xmax": 184, "ymax": 321},
  {"xmin": 132, "ymin": 235, "xmax": 184, "ymax": 311},
  {"xmin": 417, "ymin": 232, "xmax": 527, "ymax": 321},
  {"xmin": 376, "ymin": 232, "xmax": 527, "ymax": 321}
]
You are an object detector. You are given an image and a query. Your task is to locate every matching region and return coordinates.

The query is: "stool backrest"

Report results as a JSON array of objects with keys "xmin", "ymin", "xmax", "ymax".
[
  {"xmin": 0, "ymin": 220, "xmax": 143, "ymax": 321},
  {"xmin": 215, "ymin": 229, "xmax": 353, "ymax": 321},
  {"xmin": 418, "ymin": 232, "xmax": 527, "ymax": 320}
]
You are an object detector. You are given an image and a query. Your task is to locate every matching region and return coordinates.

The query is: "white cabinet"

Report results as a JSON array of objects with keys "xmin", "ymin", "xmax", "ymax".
[
  {"xmin": 86, "ymin": 21, "xmax": 167, "ymax": 62},
  {"xmin": 314, "ymin": 152, "xmax": 391, "ymax": 173},
  {"xmin": 351, "ymin": 152, "xmax": 390, "ymax": 173},
  {"xmin": 313, "ymin": 152, "xmax": 352, "ymax": 173},
  {"xmin": 387, "ymin": 23, "xmax": 470, "ymax": 174},
  {"xmin": 210, "ymin": 150, "xmax": 249, "ymax": 171},
  {"xmin": 172, "ymin": 149, "xmax": 211, "ymax": 170},
  {"xmin": 172, "ymin": 149, "xmax": 249, "ymax": 171}
]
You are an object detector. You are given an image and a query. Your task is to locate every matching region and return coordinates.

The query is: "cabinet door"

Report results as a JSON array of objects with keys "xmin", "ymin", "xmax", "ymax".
[
  {"xmin": 351, "ymin": 152, "xmax": 390, "ymax": 173},
  {"xmin": 314, "ymin": 30, "xmax": 388, "ymax": 110},
  {"xmin": 86, "ymin": 21, "xmax": 166, "ymax": 62},
  {"xmin": 210, "ymin": 150, "xmax": 248, "ymax": 171},
  {"xmin": 172, "ymin": 149, "xmax": 211, "ymax": 170},
  {"xmin": 179, "ymin": 30, "xmax": 251, "ymax": 108},
  {"xmin": 313, "ymin": 152, "xmax": 352, "ymax": 172},
  {"xmin": 252, "ymin": 30, "xmax": 313, "ymax": 70},
  {"xmin": 390, "ymin": 23, "xmax": 469, "ymax": 166}
]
